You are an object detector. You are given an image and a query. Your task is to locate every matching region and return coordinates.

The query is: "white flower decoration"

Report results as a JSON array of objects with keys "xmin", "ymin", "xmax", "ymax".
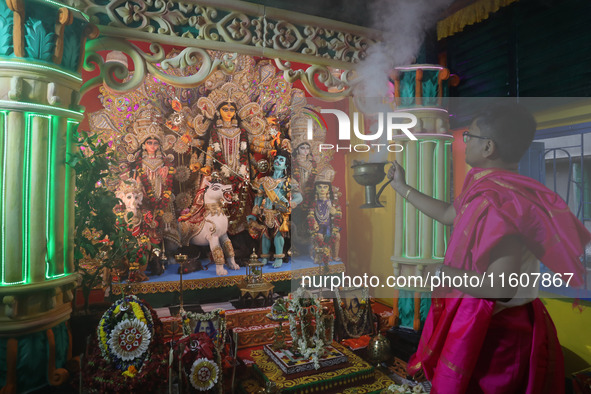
[
  {"xmin": 108, "ymin": 318, "xmax": 151, "ymax": 361},
  {"xmin": 239, "ymin": 165, "xmax": 247, "ymax": 177},
  {"xmin": 213, "ymin": 142, "xmax": 221, "ymax": 152},
  {"xmin": 189, "ymin": 358, "xmax": 219, "ymax": 391},
  {"xmin": 240, "ymin": 141, "xmax": 247, "ymax": 151},
  {"xmin": 221, "ymin": 166, "xmax": 231, "ymax": 177}
]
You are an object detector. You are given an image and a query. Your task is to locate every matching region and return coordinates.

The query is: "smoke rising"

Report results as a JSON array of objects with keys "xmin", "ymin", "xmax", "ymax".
[
  {"xmin": 356, "ymin": 0, "xmax": 453, "ymax": 99},
  {"xmin": 355, "ymin": 0, "xmax": 453, "ymax": 162}
]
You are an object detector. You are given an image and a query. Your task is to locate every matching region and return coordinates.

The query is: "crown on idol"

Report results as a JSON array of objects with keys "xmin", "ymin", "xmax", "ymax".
[{"xmin": 132, "ymin": 103, "xmax": 165, "ymax": 144}]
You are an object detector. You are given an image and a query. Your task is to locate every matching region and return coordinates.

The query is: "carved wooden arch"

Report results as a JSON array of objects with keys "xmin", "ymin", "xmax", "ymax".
[{"xmin": 80, "ymin": 0, "xmax": 380, "ymax": 100}]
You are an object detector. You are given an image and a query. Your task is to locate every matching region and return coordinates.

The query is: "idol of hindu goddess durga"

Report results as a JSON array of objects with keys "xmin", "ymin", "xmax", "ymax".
[{"xmin": 186, "ymin": 82, "xmax": 281, "ymax": 235}]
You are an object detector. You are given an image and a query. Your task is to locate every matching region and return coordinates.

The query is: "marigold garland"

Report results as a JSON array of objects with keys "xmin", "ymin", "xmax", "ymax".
[
  {"xmin": 209, "ymin": 126, "xmax": 249, "ymax": 178},
  {"xmin": 136, "ymin": 157, "xmax": 175, "ymax": 219},
  {"xmin": 307, "ymin": 197, "xmax": 342, "ymax": 269}
]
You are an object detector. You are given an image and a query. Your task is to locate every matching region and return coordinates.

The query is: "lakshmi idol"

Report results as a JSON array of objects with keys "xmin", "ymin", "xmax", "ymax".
[{"xmin": 124, "ymin": 105, "xmax": 179, "ymax": 249}]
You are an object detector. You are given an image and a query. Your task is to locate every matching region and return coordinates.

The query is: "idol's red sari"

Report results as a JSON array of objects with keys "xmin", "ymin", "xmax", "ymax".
[{"xmin": 408, "ymin": 168, "xmax": 591, "ymax": 393}]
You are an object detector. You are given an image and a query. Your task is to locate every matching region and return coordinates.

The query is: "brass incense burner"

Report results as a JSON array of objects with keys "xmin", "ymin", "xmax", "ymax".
[{"xmin": 351, "ymin": 161, "xmax": 393, "ymax": 208}]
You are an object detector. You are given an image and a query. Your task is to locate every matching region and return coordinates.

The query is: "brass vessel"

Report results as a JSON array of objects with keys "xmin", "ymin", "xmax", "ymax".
[
  {"xmin": 366, "ymin": 333, "xmax": 392, "ymax": 365},
  {"xmin": 351, "ymin": 161, "xmax": 393, "ymax": 208}
]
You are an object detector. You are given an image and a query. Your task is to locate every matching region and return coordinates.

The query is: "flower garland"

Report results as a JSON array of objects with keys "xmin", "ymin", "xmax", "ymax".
[
  {"xmin": 384, "ymin": 383, "xmax": 428, "ymax": 394},
  {"xmin": 183, "ymin": 309, "xmax": 226, "ymax": 340},
  {"xmin": 189, "ymin": 357, "xmax": 219, "ymax": 391},
  {"xmin": 175, "ymin": 332, "xmax": 220, "ymax": 392},
  {"xmin": 107, "ymin": 319, "xmax": 151, "ymax": 362},
  {"xmin": 97, "ymin": 295, "xmax": 155, "ymax": 371},
  {"xmin": 307, "ymin": 199, "xmax": 342, "ymax": 271},
  {"xmin": 174, "ymin": 311, "xmax": 226, "ymax": 393},
  {"xmin": 286, "ymin": 288, "xmax": 334, "ymax": 370},
  {"xmin": 183, "ymin": 309, "xmax": 227, "ymax": 381},
  {"xmin": 209, "ymin": 126, "xmax": 249, "ymax": 180},
  {"xmin": 136, "ymin": 156, "xmax": 175, "ymax": 218},
  {"xmin": 84, "ymin": 296, "xmax": 168, "ymax": 392}
]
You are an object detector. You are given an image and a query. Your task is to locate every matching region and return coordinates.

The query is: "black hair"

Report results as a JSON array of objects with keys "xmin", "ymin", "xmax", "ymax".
[
  {"xmin": 129, "ymin": 136, "xmax": 166, "ymax": 175},
  {"xmin": 133, "ymin": 136, "xmax": 165, "ymax": 158},
  {"xmin": 275, "ymin": 149, "xmax": 291, "ymax": 175},
  {"xmin": 475, "ymin": 103, "xmax": 536, "ymax": 163},
  {"xmin": 213, "ymin": 101, "xmax": 241, "ymax": 124},
  {"xmin": 197, "ymin": 101, "xmax": 245, "ymax": 164}
]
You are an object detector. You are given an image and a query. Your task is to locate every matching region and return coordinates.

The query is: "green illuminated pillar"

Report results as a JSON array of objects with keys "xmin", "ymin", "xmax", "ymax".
[
  {"xmin": 4, "ymin": 111, "xmax": 25, "ymax": 285},
  {"xmin": 389, "ymin": 65, "xmax": 454, "ymax": 330},
  {"xmin": 0, "ymin": 0, "xmax": 93, "ymax": 392}
]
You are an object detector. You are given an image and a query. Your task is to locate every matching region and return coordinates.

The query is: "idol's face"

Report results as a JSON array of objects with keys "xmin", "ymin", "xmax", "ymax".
[
  {"xmin": 124, "ymin": 192, "xmax": 141, "ymax": 210},
  {"xmin": 144, "ymin": 138, "xmax": 160, "ymax": 155},
  {"xmin": 219, "ymin": 104, "xmax": 236, "ymax": 123},
  {"xmin": 297, "ymin": 144, "xmax": 311, "ymax": 157},
  {"xmin": 117, "ymin": 189, "xmax": 142, "ymax": 212},
  {"xmin": 274, "ymin": 155, "xmax": 287, "ymax": 171},
  {"xmin": 316, "ymin": 183, "xmax": 330, "ymax": 197}
]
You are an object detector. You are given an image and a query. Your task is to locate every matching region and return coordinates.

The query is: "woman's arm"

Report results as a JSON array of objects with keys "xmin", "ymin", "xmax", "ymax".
[
  {"xmin": 429, "ymin": 236, "xmax": 522, "ymax": 300},
  {"xmin": 388, "ymin": 161, "xmax": 456, "ymax": 225}
]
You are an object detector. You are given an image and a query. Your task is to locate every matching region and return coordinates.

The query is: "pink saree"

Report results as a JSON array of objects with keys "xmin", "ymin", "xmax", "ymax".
[{"xmin": 407, "ymin": 168, "xmax": 591, "ymax": 393}]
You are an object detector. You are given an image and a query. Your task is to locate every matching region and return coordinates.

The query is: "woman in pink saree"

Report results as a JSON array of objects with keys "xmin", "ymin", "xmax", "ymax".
[{"xmin": 388, "ymin": 104, "xmax": 590, "ymax": 394}]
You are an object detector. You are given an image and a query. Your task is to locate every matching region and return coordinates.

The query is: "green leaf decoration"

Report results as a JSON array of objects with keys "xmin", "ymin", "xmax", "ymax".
[
  {"xmin": 419, "ymin": 295, "xmax": 431, "ymax": 322},
  {"xmin": 398, "ymin": 290, "xmax": 415, "ymax": 327},
  {"xmin": 24, "ymin": 19, "xmax": 55, "ymax": 62},
  {"xmin": 400, "ymin": 72, "xmax": 415, "ymax": 106},
  {"xmin": 62, "ymin": 31, "xmax": 80, "ymax": 70},
  {"xmin": 0, "ymin": 3, "xmax": 12, "ymax": 21},
  {"xmin": 0, "ymin": 4, "xmax": 13, "ymax": 56},
  {"xmin": 422, "ymin": 79, "xmax": 438, "ymax": 105},
  {"xmin": 73, "ymin": 129, "xmax": 141, "ymax": 312}
]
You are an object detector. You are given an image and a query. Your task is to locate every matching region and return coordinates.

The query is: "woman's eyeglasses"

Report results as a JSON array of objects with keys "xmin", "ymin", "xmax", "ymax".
[{"xmin": 463, "ymin": 131, "xmax": 492, "ymax": 144}]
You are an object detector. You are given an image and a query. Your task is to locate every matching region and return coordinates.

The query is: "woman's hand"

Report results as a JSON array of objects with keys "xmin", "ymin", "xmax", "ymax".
[{"xmin": 387, "ymin": 161, "xmax": 408, "ymax": 193}]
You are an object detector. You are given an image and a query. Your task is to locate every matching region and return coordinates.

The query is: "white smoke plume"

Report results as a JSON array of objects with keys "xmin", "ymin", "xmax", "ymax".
[
  {"xmin": 357, "ymin": 0, "xmax": 453, "ymax": 99},
  {"xmin": 355, "ymin": 0, "xmax": 453, "ymax": 162}
]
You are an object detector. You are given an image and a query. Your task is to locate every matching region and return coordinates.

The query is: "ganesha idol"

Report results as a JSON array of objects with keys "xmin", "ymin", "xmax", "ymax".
[{"xmin": 114, "ymin": 178, "xmax": 151, "ymax": 282}]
